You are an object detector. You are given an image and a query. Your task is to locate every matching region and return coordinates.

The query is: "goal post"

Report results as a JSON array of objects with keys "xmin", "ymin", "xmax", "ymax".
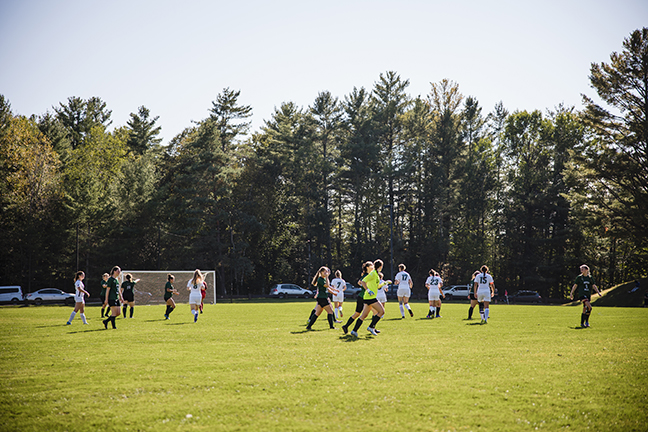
[{"xmin": 119, "ymin": 270, "xmax": 217, "ymax": 305}]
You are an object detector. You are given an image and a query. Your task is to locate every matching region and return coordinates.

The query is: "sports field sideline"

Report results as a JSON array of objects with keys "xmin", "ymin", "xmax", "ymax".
[{"xmin": 0, "ymin": 301, "xmax": 646, "ymax": 431}]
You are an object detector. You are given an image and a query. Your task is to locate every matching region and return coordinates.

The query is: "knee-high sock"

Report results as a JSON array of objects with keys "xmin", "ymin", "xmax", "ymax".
[
  {"xmin": 68, "ymin": 311, "xmax": 76, "ymax": 323},
  {"xmin": 484, "ymin": 308, "xmax": 489, "ymax": 321},
  {"xmin": 327, "ymin": 313, "xmax": 335, "ymax": 328},
  {"xmin": 129, "ymin": 306, "xmax": 134, "ymax": 318},
  {"xmin": 100, "ymin": 307, "xmax": 106, "ymax": 317},
  {"xmin": 109, "ymin": 316, "xmax": 117, "ymax": 328},
  {"xmin": 122, "ymin": 305, "xmax": 127, "ymax": 317},
  {"xmin": 468, "ymin": 306, "xmax": 474, "ymax": 319},
  {"xmin": 344, "ymin": 317, "xmax": 355, "ymax": 329},
  {"xmin": 436, "ymin": 305, "xmax": 441, "ymax": 316},
  {"xmin": 352, "ymin": 318, "xmax": 363, "ymax": 332},
  {"xmin": 307, "ymin": 313, "xmax": 318, "ymax": 328},
  {"xmin": 80, "ymin": 313, "xmax": 87, "ymax": 324},
  {"xmin": 429, "ymin": 306, "xmax": 435, "ymax": 316},
  {"xmin": 399, "ymin": 303, "xmax": 405, "ymax": 317},
  {"xmin": 405, "ymin": 303, "xmax": 412, "ymax": 311},
  {"xmin": 369, "ymin": 314, "xmax": 381, "ymax": 328}
]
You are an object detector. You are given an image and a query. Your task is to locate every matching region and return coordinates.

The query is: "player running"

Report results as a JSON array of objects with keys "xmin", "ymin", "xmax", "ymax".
[
  {"xmin": 425, "ymin": 269, "xmax": 444, "ymax": 318},
  {"xmin": 99, "ymin": 273, "xmax": 109, "ymax": 318},
  {"xmin": 341, "ymin": 268, "xmax": 369, "ymax": 335},
  {"xmin": 395, "ymin": 264, "xmax": 414, "ymax": 318},
  {"xmin": 164, "ymin": 274, "xmax": 179, "ymax": 319},
  {"xmin": 570, "ymin": 264, "xmax": 601, "ymax": 328},
  {"xmin": 187, "ymin": 270, "xmax": 204, "ymax": 323},
  {"xmin": 474, "ymin": 265, "xmax": 495, "ymax": 324},
  {"xmin": 350, "ymin": 259, "xmax": 386, "ymax": 336},
  {"xmin": 330, "ymin": 270, "xmax": 346, "ymax": 321},
  {"xmin": 67, "ymin": 271, "xmax": 89, "ymax": 325},
  {"xmin": 306, "ymin": 267, "xmax": 338, "ymax": 330}
]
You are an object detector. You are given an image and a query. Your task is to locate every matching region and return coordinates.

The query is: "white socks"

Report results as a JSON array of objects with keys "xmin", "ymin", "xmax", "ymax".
[
  {"xmin": 429, "ymin": 306, "xmax": 436, "ymax": 315},
  {"xmin": 405, "ymin": 304, "xmax": 412, "ymax": 311},
  {"xmin": 399, "ymin": 304, "xmax": 405, "ymax": 317},
  {"xmin": 68, "ymin": 311, "xmax": 76, "ymax": 323},
  {"xmin": 80, "ymin": 313, "xmax": 87, "ymax": 324},
  {"xmin": 484, "ymin": 308, "xmax": 489, "ymax": 321}
]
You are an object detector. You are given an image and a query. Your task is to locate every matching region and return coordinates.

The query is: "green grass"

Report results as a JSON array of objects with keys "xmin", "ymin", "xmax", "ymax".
[{"xmin": 0, "ymin": 301, "xmax": 647, "ymax": 431}]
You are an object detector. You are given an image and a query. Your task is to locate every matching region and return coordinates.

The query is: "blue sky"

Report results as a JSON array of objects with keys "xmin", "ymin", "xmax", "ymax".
[{"xmin": 1, "ymin": 0, "xmax": 646, "ymax": 144}]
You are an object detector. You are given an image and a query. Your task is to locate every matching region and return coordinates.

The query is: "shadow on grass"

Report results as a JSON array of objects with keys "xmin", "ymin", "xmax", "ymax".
[
  {"xmin": 166, "ymin": 322, "xmax": 192, "ymax": 325},
  {"xmin": 466, "ymin": 322, "xmax": 485, "ymax": 326},
  {"xmin": 67, "ymin": 328, "xmax": 110, "ymax": 334},
  {"xmin": 339, "ymin": 334, "xmax": 374, "ymax": 342},
  {"xmin": 384, "ymin": 317, "xmax": 405, "ymax": 321}
]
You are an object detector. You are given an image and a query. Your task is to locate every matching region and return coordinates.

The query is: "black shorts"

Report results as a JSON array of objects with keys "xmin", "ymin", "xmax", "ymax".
[
  {"xmin": 123, "ymin": 292, "xmax": 134, "ymax": 302},
  {"xmin": 579, "ymin": 295, "xmax": 591, "ymax": 302},
  {"xmin": 469, "ymin": 293, "xmax": 476, "ymax": 301},
  {"xmin": 316, "ymin": 298, "xmax": 330, "ymax": 308},
  {"xmin": 108, "ymin": 299, "xmax": 120, "ymax": 307},
  {"xmin": 164, "ymin": 295, "xmax": 172, "ymax": 301},
  {"xmin": 355, "ymin": 297, "xmax": 364, "ymax": 313},
  {"xmin": 363, "ymin": 298, "xmax": 378, "ymax": 306}
]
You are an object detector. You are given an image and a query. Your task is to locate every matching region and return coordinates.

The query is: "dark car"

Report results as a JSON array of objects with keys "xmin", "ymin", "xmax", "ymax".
[
  {"xmin": 343, "ymin": 283, "xmax": 362, "ymax": 299},
  {"xmin": 25, "ymin": 288, "xmax": 75, "ymax": 306},
  {"xmin": 509, "ymin": 290, "xmax": 543, "ymax": 304}
]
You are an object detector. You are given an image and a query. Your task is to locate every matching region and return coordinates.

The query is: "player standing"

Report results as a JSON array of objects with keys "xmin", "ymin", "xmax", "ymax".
[
  {"xmin": 306, "ymin": 267, "xmax": 338, "ymax": 330},
  {"xmin": 120, "ymin": 274, "xmax": 140, "ymax": 318},
  {"xmin": 187, "ymin": 270, "xmax": 204, "ymax": 323},
  {"xmin": 330, "ymin": 270, "xmax": 346, "ymax": 321},
  {"xmin": 425, "ymin": 269, "xmax": 444, "ymax": 318},
  {"xmin": 395, "ymin": 264, "xmax": 414, "ymax": 318},
  {"xmin": 103, "ymin": 266, "xmax": 124, "ymax": 329},
  {"xmin": 467, "ymin": 271, "xmax": 483, "ymax": 320},
  {"xmin": 99, "ymin": 273, "xmax": 109, "ymax": 318},
  {"xmin": 164, "ymin": 274, "xmax": 179, "ymax": 319},
  {"xmin": 570, "ymin": 264, "xmax": 601, "ymax": 328},
  {"xmin": 474, "ymin": 265, "xmax": 495, "ymax": 324},
  {"xmin": 67, "ymin": 271, "xmax": 89, "ymax": 325}
]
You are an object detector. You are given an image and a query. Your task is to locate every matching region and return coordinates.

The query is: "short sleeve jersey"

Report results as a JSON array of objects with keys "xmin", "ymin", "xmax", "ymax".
[
  {"xmin": 75, "ymin": 280, "xmax": 84, "ymax": 295},
  {"xmin": 469, "ymin": 278, "xmax": 476, "ymax": 295},
  {"xmin": 107, "ymin": 277, "xmax": 120, "ymax": 301},
  {"xmin": 330, "ymin": 278, "xmax": 345, "ymax": 293},
  {"xmin": 476, "ymin": 273, "xmax": 494, "ymax": 293},
  {"xmin": 316, "ymin": 277, "xmax": 328, "ymax": 299},
  {"xmin": 121, "ymin": 281, "xmax": 135, "ymax": 296},
  {"xmin": 362, "ymin": 270, "xmax": 380, "ymax": 299},
  {"xmin": 100, "ymin": 279, "xmax": 108, "ymax": 298},
  {"xmin": 357, "ymin": 273, "xmax": 366, "ymax": 299},
  {"xmin": 395, "ymin": 271, "xmax": 412, "ymax": 289},
  {"xmin": 426, "ymin": 276, "xmax": 442, "ymax": 291},
  {"xmin": 574, "ymin": 275, "xmax": 596, "ymax": 299},
  {"xmin": 164, "ymin": 281, "xmax": 174, "ymax": 299}
]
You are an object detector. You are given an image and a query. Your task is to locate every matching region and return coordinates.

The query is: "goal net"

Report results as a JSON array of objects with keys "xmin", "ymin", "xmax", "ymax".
[{"xmin": 119, "ymin": 270, "xmax": 216, "ymax": 305}]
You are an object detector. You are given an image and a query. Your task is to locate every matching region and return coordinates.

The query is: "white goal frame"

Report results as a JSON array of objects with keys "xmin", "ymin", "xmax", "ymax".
[{"xmin": 120, "ymin": 270, "xmax": 217, "ymax": 304}]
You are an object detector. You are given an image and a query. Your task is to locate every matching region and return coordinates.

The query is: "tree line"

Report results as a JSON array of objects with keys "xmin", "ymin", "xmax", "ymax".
[{"xmin": 1, "ymin": 28, "xmax": 646, "ymax": 299}]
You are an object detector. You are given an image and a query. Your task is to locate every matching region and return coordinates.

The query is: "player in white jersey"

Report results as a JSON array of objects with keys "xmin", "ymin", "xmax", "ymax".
[
  {"xmin": 395, "ymin": 264, "xmax": 414, "ymax": 318},
  {"xmin": 376, "ymin": 272, "xmax": 391, "ymax": 307},
  {"xmin": 330, "ymin": 270, "xmax": 346, "ymax": 321},
  {"xmin": 425, "ymin": 269, "xmax": 444, "ymax": 318},
  {"xmin": 187, "ymin": 269, "xmax": 204, "ymax": 323},
  {"xmin": 474, "ymin": 265, "xmax": 495, "ymax": 324},
  {"xmin": 67, "ymin": 271, "xmax": 89, "ymax": 325}
]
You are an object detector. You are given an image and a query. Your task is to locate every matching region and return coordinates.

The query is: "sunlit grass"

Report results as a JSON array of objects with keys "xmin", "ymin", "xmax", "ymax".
[{"xmin": 0, "ymin": 301, "xmax": 646, "ymax": 431}]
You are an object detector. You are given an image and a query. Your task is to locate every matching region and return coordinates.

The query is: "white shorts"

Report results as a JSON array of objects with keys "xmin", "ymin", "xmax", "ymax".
[
  {"xmin": 428, "ymin": 292, "xmax": 440, "ymax": 301},
  {"xmin": 189, "ymin": 293, "xmax": 202, "ymax": 305},
  {"xmin": 477, "ymin": 291, "xmax": 491, "ymax": 302},
  {"xmin": 332, "ymin": 293, "xmax": 344, "ymax": 303},
  {"xmin": 397, "ymin": 287, "xmax": 411, "ymax": 298},
  {"xmin": 74, "ymin": 294, "xmax": 85, "ymax": 304},
  {"xmin": 376, "ymin": 291, "xmax": 387, "ymax": 303}
]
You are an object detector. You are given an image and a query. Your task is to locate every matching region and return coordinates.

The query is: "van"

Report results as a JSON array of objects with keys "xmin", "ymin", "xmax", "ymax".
[{"xmin": 0, "ymin": 286, "xmax": 24, "ymax": 304}]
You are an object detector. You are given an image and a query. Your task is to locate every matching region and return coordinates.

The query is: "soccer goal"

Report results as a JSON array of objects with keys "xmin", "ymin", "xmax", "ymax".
[{"xmin": 119, "ymin": 270, "xmax": 217, "ymax": 305}]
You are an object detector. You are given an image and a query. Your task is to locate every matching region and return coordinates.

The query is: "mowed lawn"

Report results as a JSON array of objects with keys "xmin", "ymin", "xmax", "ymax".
[{"xmin": 0, "ymin": 301, "xmax": 646, "ymax": 432}]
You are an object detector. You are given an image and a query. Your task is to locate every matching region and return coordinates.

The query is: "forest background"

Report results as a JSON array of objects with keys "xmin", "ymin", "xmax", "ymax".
[{"xmin": 1, "ymin": 28, "xmax": 647, "ymax": 300}]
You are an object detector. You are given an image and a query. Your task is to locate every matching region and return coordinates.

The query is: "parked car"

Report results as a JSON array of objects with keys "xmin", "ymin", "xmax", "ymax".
[
  {"xmin": 441, "ymin": 285, "xmax": 470, "ymax": 300},
  {"xmin": 0, "ymin": 286, "xmax": 24, "ymax": 304},
  {"xmin": 268, "ymin": 284, "xmax": 313, "ymax": 299},
  {"xmin": 26, "ymin": 288, "xmax": 75, "ymax": 306},
  {"xmin": 509, "ymin": 290, "xmax": 543, "ymax": 304},
  {"xmin": 343, "ymin": 283, "xmax": 362, "ymax": 299}
]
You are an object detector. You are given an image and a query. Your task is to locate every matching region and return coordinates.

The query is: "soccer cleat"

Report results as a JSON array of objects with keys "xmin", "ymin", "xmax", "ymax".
[
  {"xmin": 103, "ymin": 319, "xmax": 108, "ymax": 329},
  {"xmin": 66, "ymin": 322, "xmax": 71, "ymax": 325},
  {"xmin": 584, "ymin": 322, "xmax": 590, "ymax": 328},
  {"xmin": 194, "ymin": 314, "xmax": 198, "ymax": 323},
  {"xmin": 339, "ymin": 311, "xmax": 343, "ymax": 318},
  {"xmin": 164, "ymin": 314, "xmax": 169, "ymax": 320},
  {"xmin": 436, "ymin": 315, "xmax": 442, "ymax": 318},
  {"xmin": 335, "ymin": 320, "xmax": 342, "ymax": 323},
  {"xmin": 408, "ymin": 309, "xmax": 414, "ymax": 317},
  {"xmin": 350, "ymin": 331, "xmax": 358, "ymax": 337},
  {"xmin": 329, "ymin": 327, "xmax": 336, "ymax": 330},
  {"xmin": 341, "ymin": 325, "xmax": 348, "ymax": 335},
  {"xmin": 374, "ymin": 329, "xmax": 381, "ymax": 334},
  {"xmin": 367, "ymin": 327, "xmax": 378, "ymax": 336},
  {"xmin": 401, "ymin": 315, "xmax": 405, "ymax": 319}
]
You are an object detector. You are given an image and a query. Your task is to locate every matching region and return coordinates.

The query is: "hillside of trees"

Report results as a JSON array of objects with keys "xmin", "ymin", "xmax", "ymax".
[{"xmin": 1, "ymin": 28, "xmax": 647, "ymax": 299}]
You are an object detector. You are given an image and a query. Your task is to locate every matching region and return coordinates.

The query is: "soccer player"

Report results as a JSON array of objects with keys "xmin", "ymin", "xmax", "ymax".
[
  {"xmin": 474, "ymin": 265, "xmax": 495, "ymax": 324},
  {"xmin": 330, "ymin": 270, "xmax": 346, "ymax": 321},
  {"xmin": 467, "ymin": 271, "xmax": 484, "ymax": 320},
  {"xmin": 103, "ymin": 266, "xmax": 124, "ymax": 329},
  {"xmin": 164, "ymin": 274, "xmax": 179, "ymax": 319},
  {"xmin": 341, "ymin": 268, "xmax": 368, "ymax": 335},
  {"xmin": 376, "ymin": 272, "xmax": 391, "ymax": 309},
  {"xmin": 395, "ymin": 263, "xmax": 414, "ymax": 318},
  {"xmin": 67, "ymin": 271, "xmax": 89, "ymax": 325},
  {"xmin": 350, "ymin": 259, "xmax": 386, "ymax": 336},
  {"xmin": 120, "ymin": 273, "xmax": 140, "ymax": 318},
  {"xmin": 425, "ymin": 269, "xmax": 444, "ymax": 318},
  {"xmin": 570, "ymin": 264, "xmax": 601, "ymax": 328},
  {"xmin": 306, "ymin": 267, "xmax": 339, "ymax": 330},
  {"xmin": 199, "ymin": 280, "xmax": 207, "ymax": 314},
  {"xmin": 187, "ymin": 269, "xmax": 204, "ymax": 323},
  {"xmin": 99, "ymin": 273, "xmax": 109, "ymax": 318}
]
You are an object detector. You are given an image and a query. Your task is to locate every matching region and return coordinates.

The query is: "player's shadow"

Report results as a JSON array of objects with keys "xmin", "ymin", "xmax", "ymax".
[
  {"xmin": 339, "ymin": 334, "xmax": 373, "ymax": 342},
  {"xmin": 572, "ymin": 326, "xmax": 588, "ymax": 330},
  {"xmin": 67, "ymin": 328, "xmax": 108, "ymax": 334},
  {"xmin": 166, "ymin": 322, "xmax": 192, "ymax": 325},
  {"xmin": 384, "ymin": 317, "xmax": 404, "ymax": 321},
  {"xmin": 466, "ymin": 322, "xmax": 484, "ymax": 326}
]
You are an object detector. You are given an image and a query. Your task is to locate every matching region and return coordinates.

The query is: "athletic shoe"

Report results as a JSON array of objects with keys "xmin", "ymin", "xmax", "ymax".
[
  {"xmin": 335, "ymin": 320, "xmax": 342, "ymax": 323},
  {"xmin": 401, "ymin": 315, "xmax": 405, "ymax": 319},
  {"xmin": 408, "ymin": 309, "xmax": 414, "ymax": 317},
  {"xmin": 194, "ymin": 315, "xmax": 198, "ymax": 323},
  {"xmin": 367, "ymin": 327, "xmax": 378, "ymax": 336},
  {"xmin": 374, "ymin": 329, "xmax": 381, "ymax": 334},
  {"xmin": 306, "ymin": 327, "xmax": 313, "ymax": 331},
  {"xmin": 341, "ymin": 325, "xmax": 348, "ymax": 335},
  {"xmin": 164, "ymin": 314, "xmax": 169, "ymax": 320},
  {"xmin": 329, "ymin": 327, "xmax": 336, "ymax": 330},
  {"xmin": 339, "ymin": 311, "xmax": 343, "ymax": 318},
  {"xmin": 584, "ymin": 322, "xmax": 590, "ymax": 328},
  {"xmin": 436, "ymin": 315, "xmax": 442, "ymax": 318},
  {"xmin": 480, "ymin": 319, "xmax": 485, "ymax": 324},
  {"xmin": 350, "ymin": 331, "xmax": 358, "ymax": 337},
  {"xmin": 66, "ymin": 322, "xmax": 71, "ymax": 325}
]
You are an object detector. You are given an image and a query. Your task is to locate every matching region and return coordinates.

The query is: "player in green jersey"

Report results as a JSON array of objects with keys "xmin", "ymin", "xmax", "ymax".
[
  {"xmin": 467, "ymin": 271, "xmax": 483, "ymax": 320},
  {"xmin": 341, "ymin": 268, "xmax": 368, "ymax": 335},
  {"xmin": 306, "ymin": 267, "xmax": 339, "ymax": 330},
  {"xmin": 350, "ymin": 259, "xmax": 387, "ymax": 336},
  {"xmin": 164, "ymin": 274, "xmax": 179, "ymax": 319},
  {"xmin": 570, "ymin": 264, "xmax": 601, "ymax": 328},
  {"xmin": 120, "ymin": 273, "xmax": 140, "ymax": 318},
  {"xmin": 99, "ymin": 273, "xmax": 109, "ymax": 318},
  {"xmin": 102, "ymin": 266, "xmax": 124, "ymax": 329}
]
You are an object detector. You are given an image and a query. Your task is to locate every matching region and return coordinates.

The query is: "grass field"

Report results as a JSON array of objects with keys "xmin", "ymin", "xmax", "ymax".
[{"xmin": 0, "ymin": 300, "xmax": 646, "ymax": 431}]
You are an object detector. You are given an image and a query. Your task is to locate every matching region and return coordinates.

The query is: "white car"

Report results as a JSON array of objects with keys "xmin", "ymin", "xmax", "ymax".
[
  {"xmin": 441, "ymin": 285, "xmax": 471, "ymax": 300},
  {"xmin": 26, "ymin": 288, "xmax": 75, "ymax": 306},
  {"xmin": 268, "ymin": 284, "xmax": 313, "ymax": 299}
]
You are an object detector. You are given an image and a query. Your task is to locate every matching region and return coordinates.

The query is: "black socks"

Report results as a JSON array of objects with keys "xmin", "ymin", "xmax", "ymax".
[
  {"xmin": 352, "ymin": 318, "xmax": 363, "ymax": 332},
  {"xmin": 327, "ymin": 313, "xmax": 335, "ymax": 328},
  {"xmin": 369, "ymin": 314, "xmax": 381, "ymax": 328},
  {"xmin": 468, "ymin": 306, "xmax": 474, "ymax": 319}
]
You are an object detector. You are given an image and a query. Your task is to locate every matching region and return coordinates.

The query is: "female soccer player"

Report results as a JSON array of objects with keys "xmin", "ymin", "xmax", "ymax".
[
  {"xmin": 120, "ymin": 273, "xmax": 140, "ymax": 318},
  {"xmin": 187, "ymin": 269, "xmax": 204, "ymax": 323},
  {"xmin": 350, "ymin": 259, "xmax": 386, "ymax": 336},
  {"xmin": 395, "ymin": 263, "xmax": 414, "ymax": 318},
  {"xmin": 99, "ymin": 273, "xmax": 109, "ymax": 318},
  {"xmin": 376, "ymin": 272, "xmax": 391, "ymax": 309},
  {"xmin": 164, "ymin": 274, "xmax": 179, "ymax": 319},
  {"xmin": 425, "ymin": 269, "xmax": 444, "ymax": 318},
  {"xmin": 306, "ymin": 267, "xmax": 339, "ymax": 330},
  {"xmin": 103, "ymin": 266, "xmax": 124, "ymax": 329},
  {"xmin": 474, "ymin": 265, "xmax": 495, "ymax": 324},
  {"xmin": 199, "ymin": 280, "xmax": 207, "ymax": 314},
  {"xmin": 467, "ymin": 270, "xmax": 484, "ymax": 320},
  {"xmin": 341, "ymin": 267, "xmax": 368, "ymax": 335},
  {"xmin": 330, "ymin": 270, "xmax": 346, "ymax": 321},
  {"xmin": 67, "ymin": 271, "xmax": 89, "ymax": 325},
  {"xmin": 570, "ymin": 264, "xmax": 601, "ymax": 328}
]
